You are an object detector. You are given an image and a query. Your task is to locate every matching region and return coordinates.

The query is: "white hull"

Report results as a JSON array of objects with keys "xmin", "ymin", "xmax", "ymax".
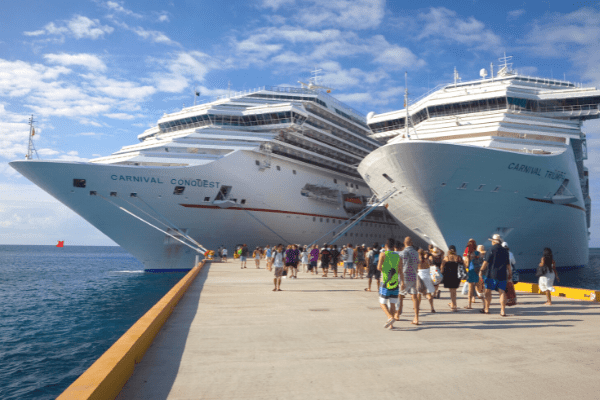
[
  {"xmin": 11, "ymin": 150, "xmax": 414, "ymax": 271},
  {"xmin": 358, "ymin": 141, "xmax": 589, "ymax": 271}
]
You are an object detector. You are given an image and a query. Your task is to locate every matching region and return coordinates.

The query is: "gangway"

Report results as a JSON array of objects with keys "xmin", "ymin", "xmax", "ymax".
[{"xmin": 308, "ymin": 189, "xmax": 398, "ymax": 247}]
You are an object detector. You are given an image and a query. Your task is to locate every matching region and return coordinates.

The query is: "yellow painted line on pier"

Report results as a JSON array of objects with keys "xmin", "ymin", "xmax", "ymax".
[
  {"xmin": 514, "ymin": 282, "xmax": 599, "ymax": 302},
  {"xmin": 57, "ymin": 261, "xmax": 206, "ymax": 400}
]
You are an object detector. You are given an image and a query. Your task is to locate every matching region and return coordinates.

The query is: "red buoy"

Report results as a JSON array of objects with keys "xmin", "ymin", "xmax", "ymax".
[{"xmin": 57, "ymin": 240, "xmax": 64, "ymax": 248}]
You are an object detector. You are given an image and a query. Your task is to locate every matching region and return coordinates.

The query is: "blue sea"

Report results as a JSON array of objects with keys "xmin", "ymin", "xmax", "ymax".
[
  {"xmin": 0, "ymin": 246, "xmax": 186, "ymax": 400},
  {"xmin": 0, "ymin": 245, "xmax": 599, "ymax": 399}
]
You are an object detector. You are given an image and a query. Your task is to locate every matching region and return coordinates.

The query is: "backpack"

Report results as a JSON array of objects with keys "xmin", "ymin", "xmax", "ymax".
[{"xmin": 370, "ymin": 251, "xmax": 380, "ymax": 268}]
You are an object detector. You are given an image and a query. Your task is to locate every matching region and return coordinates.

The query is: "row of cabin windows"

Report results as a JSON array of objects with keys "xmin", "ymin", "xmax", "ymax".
[
  {"xmin": 158, "ymin": 111, "xmax": 307, "ymax": 133},
  {"xmin": 254, "ymin": 161, "xmax": 360, "ymax": 189},
  {"xmin": 369, "ymin": 95, "xmax": 600, "ymax": 134},
  {"xmin": 311, "ymin": 216, "xmax": 388, "ymax": 229}
]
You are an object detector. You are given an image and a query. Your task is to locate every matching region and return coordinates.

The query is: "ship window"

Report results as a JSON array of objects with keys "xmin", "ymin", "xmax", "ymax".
[
  {"xmin": 334, "ymin": 179, "xmax": 337, "ymax": 183},
  {"xmin": 73, "ymin": 179, "xmax": 86, "ymax": 188},
  {"xmin": 130, "ymin": 193, "xmax": 137, "ymax": 197},
  {"xmin": 383, "ymin": 173, "xmax": 395, "ymax": 183},
  {"xmin": 458, "ymin": 182, "xmax": 468, "ymax": 190},
  {"xmin": 313, "ymin": 217, "xmax": 316, "ymax": 222},
  {"xmin": 351, "ymin": 183, "xmax": 354, "ymax": 188},
  {"xmin": 204, "ymin": 197, "xmax": 210, "ymax": 202},
  {"xmin": 241, "ymin": 199, "xmax": 246, "ymax": 204},
  {"xmin": 231, "ymin": 198, "xmax": 237, "ymax": 203},
  {"xmin": 326, "ymin": 218, "xmax": 329, "ymax": 223},
  {"xmin": 441, "ymin": 183, "xmax": 446, "ymax": 186},
  {"xmin": 89, "ymin": 191, "xmax": 97, "ymax": 196},
  {"xmin": 173, "ymin": 186, "xmax": 185, "ymax": 195},
  {"xmin": 356, "ymin": 185, "xmax": 360, "ymax": 190},
  {"xmin": 110, "ymin": 192, "xmax": 117, "ymax": 197},
  {"xmin": 255, "ymin": 160, "xmax": 260, "ymax": 166},
  {"xmin": 492, "ymin": 186, "xmax": 501, "ymax": 192},
  {"xmin": 215, "ymin": 185, "xmax": 232, "ymax": 201},
  {"xmin": 346, "ymin": 182, "xmax": 349, "ymax": 186},
  {"xmin": 293, "ymin": 170, "xmax": 296, "ymax": 175},
  {"xmin": 320, "ymin": 218, "xmax": 323, "ymax": 222},
  {"xmin": 277, "ymin": 166, "xmax": 281, "ymax": 171}
]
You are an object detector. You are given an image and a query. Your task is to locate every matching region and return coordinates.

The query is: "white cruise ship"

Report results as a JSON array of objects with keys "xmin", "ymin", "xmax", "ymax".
[
  {"xmin": 11, "ymin": 85, "xmax": 413, "ymax": 271},
  {"xmin": 358, "ymin": 63, "xmax": 598, "ymax": 272}
]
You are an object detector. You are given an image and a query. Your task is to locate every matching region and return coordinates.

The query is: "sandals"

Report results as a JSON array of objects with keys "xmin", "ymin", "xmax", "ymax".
[
  {"xmin": 479, "ymin": 309, "xmax": 489, "ymax": 314},
  {"xmin": 384, "ymin": 318, "xmax": 395, "ymax": 328}
]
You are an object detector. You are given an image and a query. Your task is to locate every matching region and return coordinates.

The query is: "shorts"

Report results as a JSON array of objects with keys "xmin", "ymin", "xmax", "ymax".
[
  {"xmin": 379, "ymin": 286, "xmax": 399, "ymax": 304},
  {"xmin": 240, "ymin": 256, "xmax": 247, "ymax": 262},
  {"xmin": 329, "ymin": 262, "xmax": 338, "ymax": 272},
  {"xmin": 399, "ymin": 280, "xmax": 418, "ymax": 296},
  {"xmin": 308, "ymin": 261, "xmax": 317, "ymax": 270},
  {"xmin": 344, "ymin": 262, "xmax": 354, "ymax": 269},
  {"xmin": 367, "ymin": 269, "xmax": 381, "ymax": 280},
  {"xmin": 285, "ymin": 262, "xmax": 295, "ymax": 267},
  {"xmin": 274, "ymin": 267, "xmax": 284, "ymax": 277},
  {"xmin": 484, "ymin": 278, "xmax": 507, "ymax": 292}
]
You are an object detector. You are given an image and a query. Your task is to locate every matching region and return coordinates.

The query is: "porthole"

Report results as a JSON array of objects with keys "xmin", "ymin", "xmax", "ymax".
[
  {"xmin": 293, "ymin": 170, "xmax": 296, "ymax": 175},
  {"xmin": 204, "ymin": 197, "xmax": 210, "ymax": 201},
  {"xmin": 73, "ymin": 179, "xmax": 86, "ymax": 188},
  {"xmin": 173, "ymin": 186, "xmax": 185, "ymax": 195},
  {"xmin": 110, "ymin": 192, "xmax": 117, "ymax": 197},
  {"xmin": 255, "ymin": 160, "xmax": 260, "ymax": 166},
  {"xmin": 241, "ymin": 199, "xmax": 246, "ymax": 204},
  {"xmin": 276, "ymin": 166, "xmax": 281, "ymax": 171}
]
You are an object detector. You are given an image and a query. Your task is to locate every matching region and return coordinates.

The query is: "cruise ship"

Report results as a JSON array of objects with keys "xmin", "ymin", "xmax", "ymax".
[
  {"xmin": 11, "ymin": 85, "xmax": 413, "ymax": 271},
  {"xmin": 358, "ymin": 62, "xmax": 598, "ymax": 271}
]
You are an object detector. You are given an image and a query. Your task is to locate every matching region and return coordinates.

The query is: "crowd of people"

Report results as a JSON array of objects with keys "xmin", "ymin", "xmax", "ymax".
[{"xmin": 216, "ymin": 235, "xmax": 561, "ymax": 328}]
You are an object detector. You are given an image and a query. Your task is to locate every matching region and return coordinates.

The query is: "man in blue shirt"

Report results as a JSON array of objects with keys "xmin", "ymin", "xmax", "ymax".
[{"xmin": 479, "ymin": 234, "xmax": 512, "ymax": 316}]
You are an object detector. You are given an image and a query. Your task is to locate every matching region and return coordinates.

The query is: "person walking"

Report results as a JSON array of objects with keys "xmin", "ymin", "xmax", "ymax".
[
  {"xmin": 465, "ymin": 248, "xmax": 483, "ymax": 309},
  {"xmin": 342, "ymin": 243, "xmax": 354, "ymax": 278},
  {"xmin": 365, "ymin": 243, "xmax": 381, "ymax": 292},
  {"xmin": 271, "ymin": 244, "xmax": 285, "ymax": 291},
  {"xmin": 284, "ymin": 245, "xmax": 294, "ymax": 278},
  {"xmin": 222, "ymin": 247, "xmax": 228, "ymax": 262},
  {"xmin": 461, "ymin": 239, "xmax": 477, "ymax": 296},
  {"xmin": 417, "ymin": 248, "xmax": 436, "ymax": 313},
  {"xmin": 538, "ymin": 247, "xmax": 559, "ymax": 305},
  {"xmin": 395, "ymin": 237, "xmax": 420, "ymax": 324},
  {"xmin": 330, "ymin": 244, "xmax": 341, "ymax": 278},
  {"xmin": 441, "ymin": 245, "xmax": 462, "ymax": 311},
  {"xmin": 377, "ymin": 238, "xmax": 401, "ymax": 329},
  {"xmin": 479, "ymin": 234, "xmax": 512, "ymax": 316},
  {"xmin": 290, "ymin": 244, "xmax": 300, "ymax": 278},
  {"xmin": 300, "ymin": 246, "xmax": 309, "ymax": 273},
  {"xmin": 320, "ymin": 244, "xmax": 331, "ymax": 277},
  {"xmin": 356, "ymin": 244, "xmax": 366, "ymax": 278},
  {"xmin": 308, "ymin": 245, "xmax": 319, "ymax": 275},
  {"xmin": 253, "ymin": 247, "xmax": 261, "ymax": 269},
  {"xmin": 265, "ymin": 245, "xmax": 273, "ymax": 271},
  {"xmin": 429, "ymin": 246, "xmax": 444, "ymax": 298},
  {"xmin": 240, "ymin": 244, "xmax": 249, "ymax": 269}
]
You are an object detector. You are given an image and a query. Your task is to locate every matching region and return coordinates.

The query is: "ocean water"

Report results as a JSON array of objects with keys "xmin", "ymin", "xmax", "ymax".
[
  {"xmin": 0, "ymin": 245, "xmax": 599, "ymax": 400},
  {"xmin": 0, "ymin": 246, "xmax": 185, "ymax": 400}
]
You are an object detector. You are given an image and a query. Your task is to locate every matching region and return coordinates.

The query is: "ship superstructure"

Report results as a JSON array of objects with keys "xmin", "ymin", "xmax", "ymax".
[
  {"xmin": 359, "ymin": 63, "xmax": 598, "ymax": 270},
  {"xmin": 11, "ymin": 86, "xmax": 413, "ymax": 271}
]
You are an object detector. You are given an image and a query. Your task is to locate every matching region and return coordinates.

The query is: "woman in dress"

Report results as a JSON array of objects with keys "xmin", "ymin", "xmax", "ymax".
[
  {"xmin": 461, "ymin": 239, "xmax": 477, "ymax": 296},
  {"xmin": 465, "ymin": 248, "xmax": 483, "ymax": 309},
  {"xmin": 429, "ymin": 246, "xmax": 444, "ymax": 298},
  {"xmin": 538, "ymin": 247, "xmax": 560, "ymax": 305},
  {"xmin": 300, "ymin": 246, "xmax": 309, "ymax": 273},
  {"xmin": 441, "ymin": 245, "xmax": 462, "ymax": 311},
  {"xmin": 253, "ymin": 247, "xmax": 261, "ymax": 269},
  {"xmin": 417, "ymin": 249, "xmax": 436, "ymax": 313}
]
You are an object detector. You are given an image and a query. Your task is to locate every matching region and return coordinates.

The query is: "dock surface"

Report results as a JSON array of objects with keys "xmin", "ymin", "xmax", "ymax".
[{"xmin": 118, "ymin": 261, "xmax": 600, "ymax": 400}]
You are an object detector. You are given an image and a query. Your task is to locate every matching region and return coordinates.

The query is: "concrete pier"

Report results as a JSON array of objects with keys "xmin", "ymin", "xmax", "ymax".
[{"xmin": 117, "ymin": 261, "xmax": 600, "ymax": 400}]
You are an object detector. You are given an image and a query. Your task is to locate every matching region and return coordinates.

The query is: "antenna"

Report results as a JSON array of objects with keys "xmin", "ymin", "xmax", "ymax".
[
  {"xmin": 26, "ymin": 115, "xmax": 39, "ymax": 160},
  {"xmin": 311, "ymin": 67, "xmax": 322, "ymax": 86},
  {"xmin": 453, "ymin": 67, "xmax": 461, "ymax": 86},
  {"xmin": 193, "ymin": 86, "xmax": 200, "ymax": 106},
  {"xmin": 405, "ymin": 72, "xmax": 409, "ymax": 139},
  {"xmin": 227, "ymin": 81, "xmax": 231, "ymax": 98}
]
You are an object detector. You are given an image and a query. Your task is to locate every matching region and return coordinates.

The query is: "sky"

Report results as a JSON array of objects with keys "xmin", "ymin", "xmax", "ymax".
[{"xmin": 1, "ymin": 0, "xmax": 600, "ymax": 246}]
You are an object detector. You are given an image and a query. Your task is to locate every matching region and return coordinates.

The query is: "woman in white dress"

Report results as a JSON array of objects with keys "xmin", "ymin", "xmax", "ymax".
[
  {"xmin": 538, "ymin": 247, "xmax": 560, "ymax": 305},
  {"xmin": 300, "ymin": 246, "xmax": 309, "ymax": 273}
]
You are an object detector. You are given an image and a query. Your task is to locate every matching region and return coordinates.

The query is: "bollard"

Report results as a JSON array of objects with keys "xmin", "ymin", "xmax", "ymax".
[{"xmin": 195, "ymin": 254, "xmax": 200, "ymax": 268}]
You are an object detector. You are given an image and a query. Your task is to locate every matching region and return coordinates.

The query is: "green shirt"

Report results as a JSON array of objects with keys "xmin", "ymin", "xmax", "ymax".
[{"xmin": 381, "ymin": 250, "xmax": 399, "ymax": 290}]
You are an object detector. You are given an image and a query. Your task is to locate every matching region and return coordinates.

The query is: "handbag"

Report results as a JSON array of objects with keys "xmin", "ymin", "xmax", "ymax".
[{"xmin": 458, "ymin": 263, "xmax": 468, "ymax": 280}]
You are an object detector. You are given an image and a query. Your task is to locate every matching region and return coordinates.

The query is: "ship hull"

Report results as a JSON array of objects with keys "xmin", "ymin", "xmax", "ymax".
[
  {"xmin": 358, "ymin": 141, "xmax": 589, "ymax": 272},
  {"xmin": 11, "ymin": 150, "xmax": 415, "ymax": 271}
]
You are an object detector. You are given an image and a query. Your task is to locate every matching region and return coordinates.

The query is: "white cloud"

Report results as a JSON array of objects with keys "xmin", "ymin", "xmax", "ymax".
[
  {"xmin": 44, "ymin": 53, "xmax": 107, "ymax": 72},
  {"xmin": 508, "ymin": 9, "xmax": 525, "ymax": 20},
  {"xmin": 105, "ymin": 1, "xmax": 143, "ymax": 18},
  {"xmin": 25, "ymin": 15, "xmax": 114, "ymax": 40},
  {"xmin": 260, "ymin": 0, "xmax": 386, "ymax": 30},
  {"xmin": 133, "ymin": 27, "xmax": 179, "ymax": 45},
  {"xmin": 151, "ymin": 51, "xmax": 217, "ymax": 93},
  {"xmin": 105, "ymin": 112, "xmax": 135, "ymax": 120},
  {"xmin": 405, "ymin": 7, "xmax": 502, "ymax": 51},
  {"xmin": 157, "ymin": 12, "xmax": 170, "ymax": 23}
]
